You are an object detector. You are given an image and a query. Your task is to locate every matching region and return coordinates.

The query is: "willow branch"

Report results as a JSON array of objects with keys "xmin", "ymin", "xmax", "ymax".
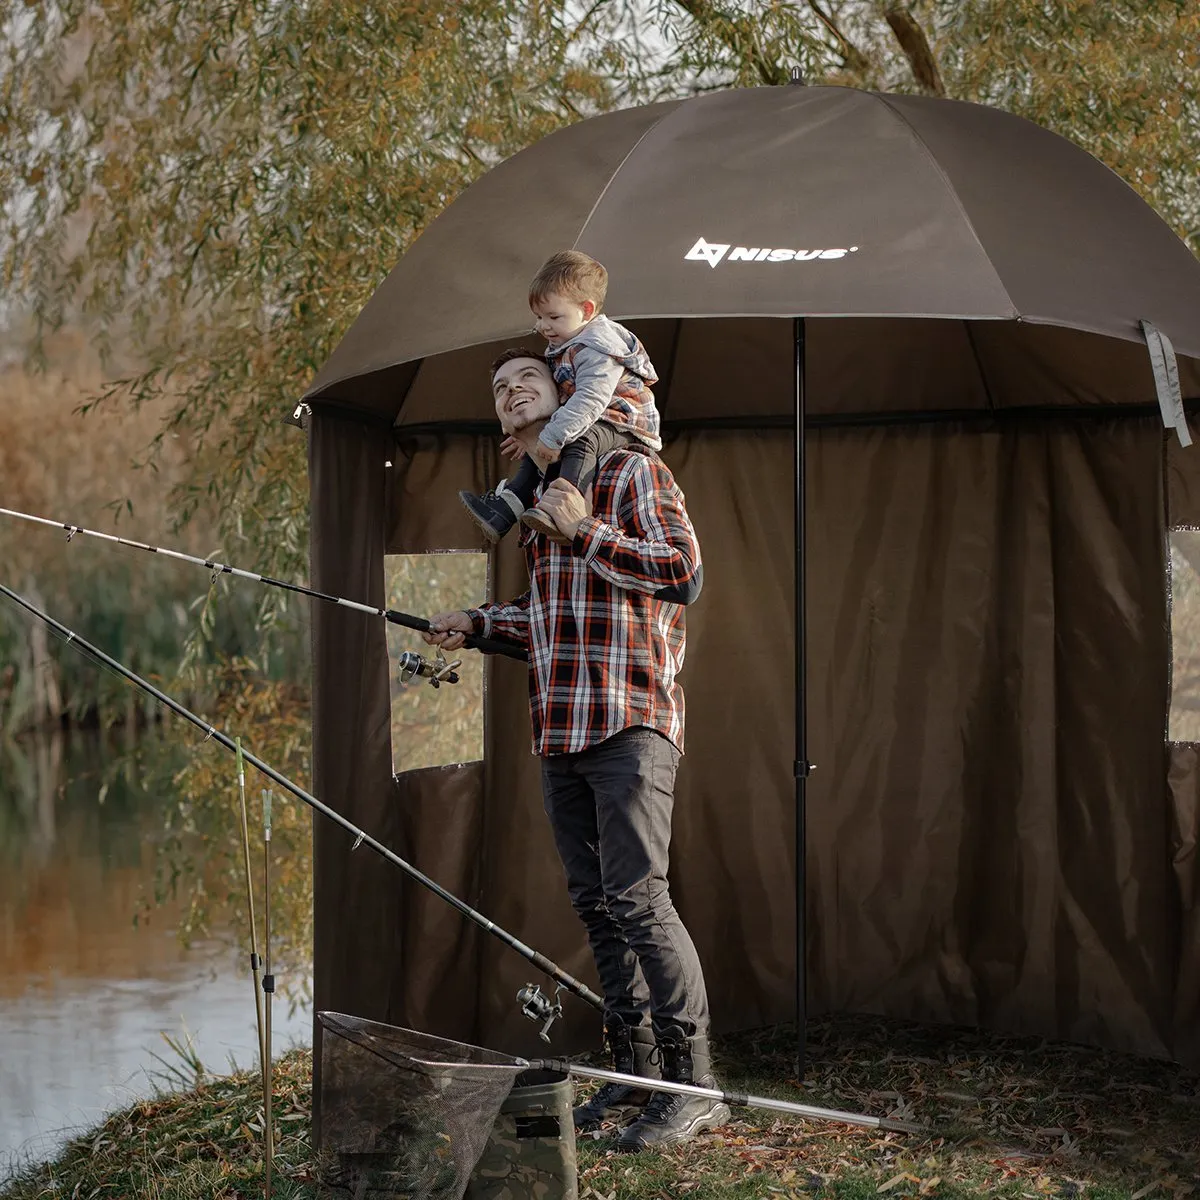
[
  {"xmin": 884, "ymin": 5, "xmax": 945, "ymax": 95},
  {"xmin": 805, "ymin": 0, "xmax": 872, "ymax": 75},
  {"xmin": 670, "ymin": 0, "xmax": 791, "ymax": 86}
]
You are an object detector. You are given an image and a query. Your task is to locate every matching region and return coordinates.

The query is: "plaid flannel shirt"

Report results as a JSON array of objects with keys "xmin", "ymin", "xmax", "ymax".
[{"xmin": 467, "ymin": 449, "xmax": 700, "ymax": 757}]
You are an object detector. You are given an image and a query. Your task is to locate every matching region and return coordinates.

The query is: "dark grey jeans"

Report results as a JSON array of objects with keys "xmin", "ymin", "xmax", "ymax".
[{"xmin": 541, "ymin": 726, "xmax": 710, "ymax": 1039}]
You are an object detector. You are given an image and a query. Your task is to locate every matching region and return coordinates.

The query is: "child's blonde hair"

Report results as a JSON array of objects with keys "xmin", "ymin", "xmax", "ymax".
[{"xmin": 529, "ymin": 250, "xmax": 608, "ymax": 311}]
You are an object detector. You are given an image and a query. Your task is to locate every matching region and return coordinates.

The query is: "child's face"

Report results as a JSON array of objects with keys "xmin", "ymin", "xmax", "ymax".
[{"xmin": 531, "ymin": 291, "xmax": 594, "ymax": 347}]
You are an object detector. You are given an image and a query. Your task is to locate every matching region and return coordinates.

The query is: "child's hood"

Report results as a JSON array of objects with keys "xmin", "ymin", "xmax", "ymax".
[{"xmin": 548, "ymin": 314, "xmax": 657, "ymax": 383}]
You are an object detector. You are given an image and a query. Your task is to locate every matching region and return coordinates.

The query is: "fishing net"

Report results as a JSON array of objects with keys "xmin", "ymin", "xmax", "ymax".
[{"xmin": 317, "ymin": 1012, "xmax": 527, "ymax": 1200}]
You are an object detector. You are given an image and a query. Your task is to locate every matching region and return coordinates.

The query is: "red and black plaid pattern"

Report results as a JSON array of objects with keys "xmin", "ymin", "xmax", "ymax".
[{"xmin": 468, "ymin": 449, "xmax": 700, "ymax": 756}]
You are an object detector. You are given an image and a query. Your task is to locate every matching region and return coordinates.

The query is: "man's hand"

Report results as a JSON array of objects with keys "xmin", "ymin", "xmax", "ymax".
[
  {"xmin": 423, "ymin": 610, "xmax": 474, "ymax": 652},
  {"xmin": 530, "ymin": 440, "xmax": 560, "ymax": 471},
  {"xmin": 538, "ymin": 478, "xmax": 592, "ymax": 541}
]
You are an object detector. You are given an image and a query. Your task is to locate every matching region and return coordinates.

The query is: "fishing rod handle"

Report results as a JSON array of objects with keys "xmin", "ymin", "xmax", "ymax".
[
  {"xmin": 384, "ymin": 608, "xmax": 527, "ymax": 661},
  {"xmin": 526, "ymin": 950, "xmax": 603, "ymax": 1011}
]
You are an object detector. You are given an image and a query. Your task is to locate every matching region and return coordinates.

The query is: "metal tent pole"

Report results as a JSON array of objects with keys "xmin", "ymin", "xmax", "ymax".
[{"xmin": 794, "ymin": 315, "xmax": 812, "ymax": 1079}]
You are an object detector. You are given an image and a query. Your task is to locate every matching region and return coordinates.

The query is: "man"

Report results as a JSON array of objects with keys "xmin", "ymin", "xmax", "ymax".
[{"xmin": 424, "ymin": 349, "xmax": 728, "ymax": 1151}]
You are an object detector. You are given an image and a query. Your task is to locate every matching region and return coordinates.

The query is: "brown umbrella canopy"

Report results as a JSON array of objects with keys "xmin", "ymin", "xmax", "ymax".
[{"xmin": 305, "ymin": 85, "xmax": 1200, "ymax": 419}]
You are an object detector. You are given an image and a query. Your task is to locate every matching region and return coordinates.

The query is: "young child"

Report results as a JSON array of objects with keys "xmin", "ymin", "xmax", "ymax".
[{"xmin": 459, "ymin": 250, "xmax": 662, "ymax": 544}]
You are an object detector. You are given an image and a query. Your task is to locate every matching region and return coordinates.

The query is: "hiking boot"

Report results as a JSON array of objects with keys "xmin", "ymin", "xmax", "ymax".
[
  {"xmin": 616, "ymin": 1033, "xmax": 731, "ymax": 1152},
  {"xmin": 458, "ymin": 486, "xmax": 523, "ymax": 542},
  {"xmin": 573, "ymin": 1020, "xmax": 659, "ymax": 1135},
  {"xmin": 519, "ymin": 501, "xmax": 573, "ymax": 546}
]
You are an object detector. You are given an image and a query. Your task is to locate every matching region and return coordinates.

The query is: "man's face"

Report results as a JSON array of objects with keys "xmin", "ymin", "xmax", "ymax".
[
  {"xmin": 530, "ymin": 291, "xmax": 592, "ymax": 347},
  {"xmin": 491, "ymin": 356, "xmax": 560, "ymax": 432}
]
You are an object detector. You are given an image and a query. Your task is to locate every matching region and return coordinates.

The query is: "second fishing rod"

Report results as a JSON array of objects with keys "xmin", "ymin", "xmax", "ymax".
[
  {"xmin": 0, "ymin": 505, "xmax": 526, "ymax": 662},
  {"xmin": 0, "ymin": 582, "xmax": 601, "ymax": 1034}
]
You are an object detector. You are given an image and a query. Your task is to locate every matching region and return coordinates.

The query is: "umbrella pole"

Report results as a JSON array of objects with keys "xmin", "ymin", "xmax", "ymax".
[{"xmin": 794, "ymin": 315, "xmax": 811, "ymax": 1079}]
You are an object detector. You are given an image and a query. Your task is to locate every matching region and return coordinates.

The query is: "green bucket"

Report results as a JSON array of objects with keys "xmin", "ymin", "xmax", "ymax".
[{"xmin": 466, "ymin": 1068, "xmax": 578, "ymax": 1200}]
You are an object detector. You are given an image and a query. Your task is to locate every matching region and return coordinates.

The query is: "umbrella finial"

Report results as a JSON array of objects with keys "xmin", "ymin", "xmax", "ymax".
[{"xmin": 789, "ymin": 66, "xmax": 805, "ymax": 85}]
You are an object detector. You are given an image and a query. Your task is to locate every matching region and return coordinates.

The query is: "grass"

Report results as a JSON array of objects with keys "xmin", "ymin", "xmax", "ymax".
[
  {"xmin": 2, "ymin": 1014, "xmax": 1196, "ymax": 1199},
  {"xmin": 575, "ymin": 1015, "xmax": 1199, "ymax": 1199},
  {"xmin": 0, "ymin": 1046, "xmax": 315, "ymax": 1199}
]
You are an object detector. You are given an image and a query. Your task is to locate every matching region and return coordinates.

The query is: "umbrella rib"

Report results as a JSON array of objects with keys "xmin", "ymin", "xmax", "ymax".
[
  {"xmin": 869, "ymin": 92, "xmax": 1018, "ymax": 319},
  {"xmin": 572, "ymin": 101, "xmax": 686, "ymax": 250},
  {"xmin": 656, "ymin": 318, "xmax": 685, "ymax": 420},
  {"xmin": 962, "ymin": 319, "xmax": 997, "ymax": 414}
]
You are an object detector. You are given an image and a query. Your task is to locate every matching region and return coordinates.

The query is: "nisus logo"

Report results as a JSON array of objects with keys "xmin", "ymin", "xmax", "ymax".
[{"xmin": 685, "ymin": 237, "xmax": 860, "ymax": 268}]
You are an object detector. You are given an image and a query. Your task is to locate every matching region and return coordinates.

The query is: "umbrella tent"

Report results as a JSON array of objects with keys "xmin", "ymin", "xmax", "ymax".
[
  {"xmin": 306, "ymin": 86, "xmax": 1200, "ymax": 415},
  {"xmin": 300, "ymin": 86, "xmax": 1200, "ymax": 1124}
]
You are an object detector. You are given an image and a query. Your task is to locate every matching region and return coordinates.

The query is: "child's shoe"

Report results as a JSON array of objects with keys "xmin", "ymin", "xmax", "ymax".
[
  {"xmin": 459, "ymin": 487, "xmax": 523, "ymax": 542},
  {"xmin": 519, "ymin": 502, "xmax": 573, "ymax": 546}
]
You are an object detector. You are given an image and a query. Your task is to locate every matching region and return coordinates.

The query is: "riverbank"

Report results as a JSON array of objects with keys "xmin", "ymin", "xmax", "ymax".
[{"xmin": 3, "ymin": 1015, "xmax": 1196, "ymax": 1199}]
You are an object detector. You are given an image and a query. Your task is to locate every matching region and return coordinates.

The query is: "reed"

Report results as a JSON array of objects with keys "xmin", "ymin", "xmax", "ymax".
[{"xmin": 0, "ymin": 329, "xmax": 300, "ymax": 733}]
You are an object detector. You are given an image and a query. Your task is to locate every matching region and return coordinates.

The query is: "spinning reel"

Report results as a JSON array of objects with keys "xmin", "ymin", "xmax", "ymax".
[
  {"xmin": 396, "ymin": 648, "xmax": 461, "ymax": 689},
  {"xmin": 517, "ymin": 983, "xmax": 564, "ymax": 1042}
]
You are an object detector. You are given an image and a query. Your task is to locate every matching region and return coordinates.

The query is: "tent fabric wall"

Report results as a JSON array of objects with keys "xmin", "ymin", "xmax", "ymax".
[
  {"xmin": 1164, "ymin": 438, "xmax": 1200, "ymax": 1070},
  {"xmin": 308, "ymin": 409, "xmax": 397, "ymax": 1146},
  {"xmin": 1166, "ymin": 748, "xmax": 1200, "ymax": 1068},
  {"xmin": 354, "ymin": 415, "xmax": 1198, "ymax": 1070}
]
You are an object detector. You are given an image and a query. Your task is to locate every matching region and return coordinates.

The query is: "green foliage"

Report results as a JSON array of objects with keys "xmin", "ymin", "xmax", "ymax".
[
  {"xmin": 146, "ymin": 669, "xmax": 314, "ymax": 978},
  {"xmin": 0, "ymin": 340, "xmax": 277, "ymax": 730},
  {"xmin": 939, "ymin": 0, "xmax": 1200, "ymax": 249},
  {"xmin": 2, "ymin": 0, "xmax": 619, "ymax": 595},
  {"xmin": 386, "ymin": 552, "xmax": 488, "ymax": 773}
]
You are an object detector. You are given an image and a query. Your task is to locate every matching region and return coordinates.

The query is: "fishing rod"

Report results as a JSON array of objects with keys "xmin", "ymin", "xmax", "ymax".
[
  {"xmin": 0, "ymin": 506, "xmax": 526, "ymax": 662},
  {"xmin": 234, "ymin": 740, "xmax": 268, "ymax": 1101},
  {"xmin": 0, "ymin": 582, "xmax": 602, "ymax": 1028}
]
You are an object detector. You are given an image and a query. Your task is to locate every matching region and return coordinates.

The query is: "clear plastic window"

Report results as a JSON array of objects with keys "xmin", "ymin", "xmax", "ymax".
[
  {"xmin": 385, "ymin": 552, "xmax": 488, "ymax": 773},
  {"xmin": 1169, "ymin": 529, "xmax": 1200, "ymax": 742}
]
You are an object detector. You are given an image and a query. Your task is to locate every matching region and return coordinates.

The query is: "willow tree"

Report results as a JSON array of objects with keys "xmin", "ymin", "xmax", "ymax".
[
  {"xmin": 3, "ymin": 2, "xmax": 625, "ymax": 583},
  {"xmin": 1, "ymin": 0, "xmax": 621, "ymax": 964}
]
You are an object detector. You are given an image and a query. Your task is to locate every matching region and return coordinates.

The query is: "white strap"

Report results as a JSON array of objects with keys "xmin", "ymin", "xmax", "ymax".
[{"xmin": 1142, "ymin": 319, "xmax": 1191, "ymax": 448}]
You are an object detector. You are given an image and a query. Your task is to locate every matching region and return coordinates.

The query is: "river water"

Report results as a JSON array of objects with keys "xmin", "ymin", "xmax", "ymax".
[{"xmin": 0, "ymin": 729, "xmax": 311, "ymax": 1171}]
